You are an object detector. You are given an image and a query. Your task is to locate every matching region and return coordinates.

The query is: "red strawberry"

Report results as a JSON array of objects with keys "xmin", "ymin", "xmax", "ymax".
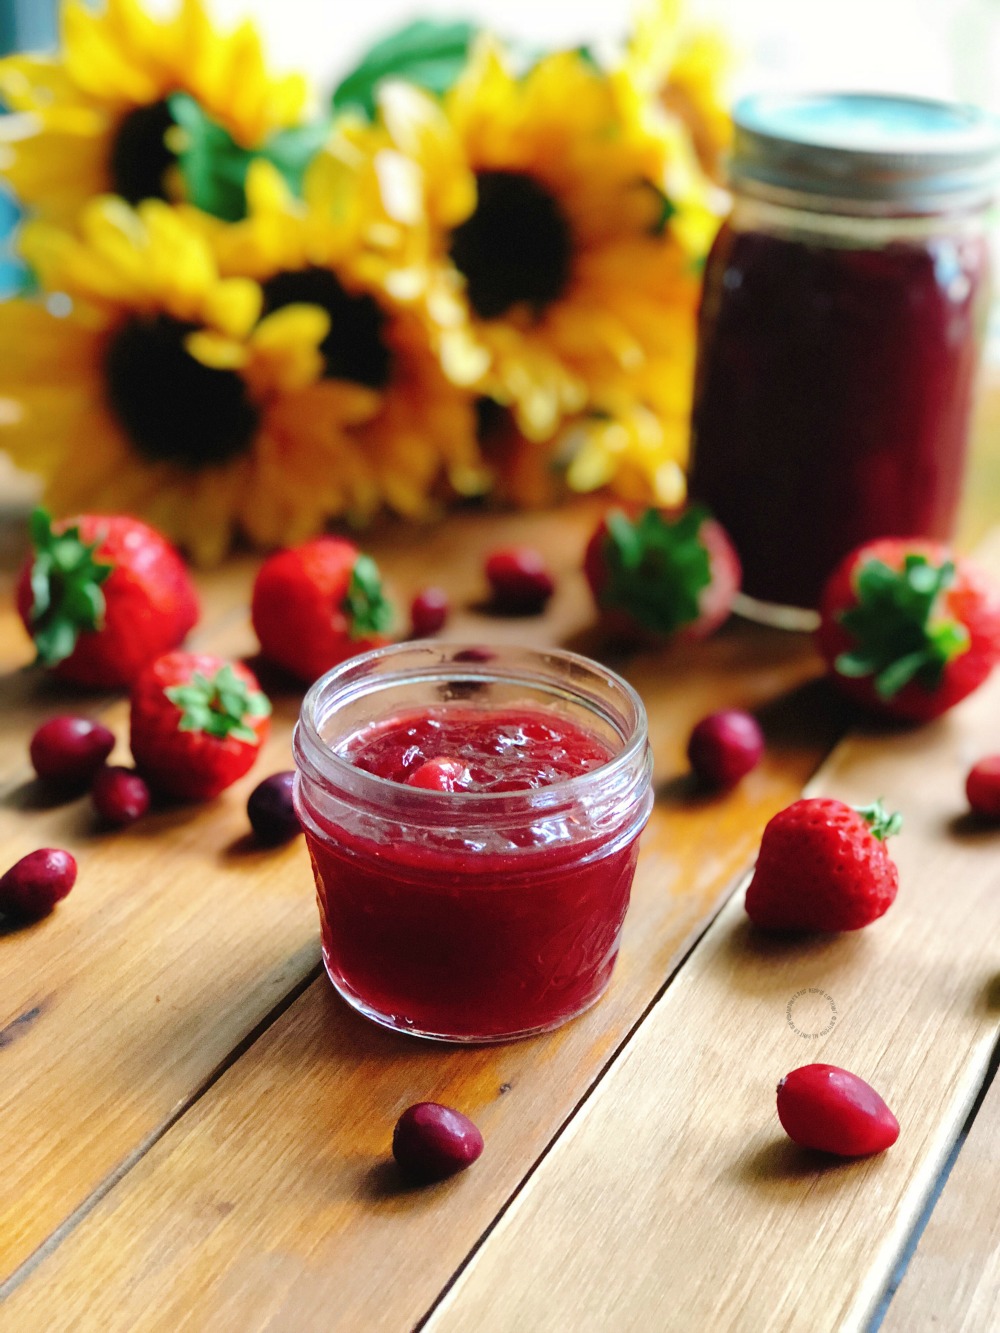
[
  {"xmin": 745, "ymin": 797, "xmax": 901, "ymax": 932},
  {"xmin": 252, "ymin": 537, "xmax": 393, "ymax": 684},
  {"xmin": 777, "ymin": 1064, "xmax": 900, "ymax": 1157},
  {"xmin": 583, "ymin": 505, "xmax": 740, "ymax": 644},
  {"xmin": 130, "ymin": 652, "xmax": 271, "ymax": 801},
  {"xmin": 16, "ymin": 509, "xmax": 199, "ymax": 688},
  {"xmin": 817, "ymin": 539, "xmax": 1000, "ymax": 722}
]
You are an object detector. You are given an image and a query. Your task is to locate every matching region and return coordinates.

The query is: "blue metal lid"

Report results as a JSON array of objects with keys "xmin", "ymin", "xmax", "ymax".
[{"xmin": 730, "ymin": 92, "xmax": 1000, "ymax": 208}]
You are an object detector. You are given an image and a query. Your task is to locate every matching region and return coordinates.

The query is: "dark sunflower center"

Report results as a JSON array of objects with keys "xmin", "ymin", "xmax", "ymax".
[
  {"xmin": 260, "ymin": 268, "xmax": 393, "ymax": 390},
  {"xmin": 449, "ymin": 170, "xmax": 573, "ymax": 321},
  {"xmin": 109, "ymin": 99, "xmax": 177, "ymax": 205},
  {"xmin": 104, "ymin": 315, "xmax": 260, "ymax": 469}
]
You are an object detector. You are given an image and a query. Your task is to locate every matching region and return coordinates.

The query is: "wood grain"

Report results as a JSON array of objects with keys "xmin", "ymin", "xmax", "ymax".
[{"xmin": 422, "ymin": 535, "xmax": 1000, "ymax": 1333}]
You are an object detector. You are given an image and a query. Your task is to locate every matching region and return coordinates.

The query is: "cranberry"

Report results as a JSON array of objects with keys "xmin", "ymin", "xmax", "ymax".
[
  {"xmin": 29, "ymin": 716, "xmax": 115, "ymax": 788},
  {"xmin": 392, "ymin": 1102, "xmax": 484, "ymax": 1182},
  {"xmin": 92, "ymin": 766, "xmax": 151, "ymax": 827},
  {"xmin": 410, "ymin": 587, "xmax": 450, "ymax": 637},
  {"xmin": 966, "ymin": 755, "xmax": 1000, "ymax": 819},
  {"xmin": 406, "ymin": 758, "xmax": 472, "ymax": 792},
  {"xmin": 247, "ymin": 771, "xmax": 301, "ymax": 843},
  {"xmin": 776, "ymin": 1064, "xmax": 899, "ymax": 1157},
  {"xmin": 687, "ymin": 709, "xmax": 764, "ymax": 789},
  {"xmin": 0, "ymin": 848, "xmax": 78, "ymax": 920},
  {"xmin": 485, "ymin": 547, "xmax": 555, "ymax": 614}
]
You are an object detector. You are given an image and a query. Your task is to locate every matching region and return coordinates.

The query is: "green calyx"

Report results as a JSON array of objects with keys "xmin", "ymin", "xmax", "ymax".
[
  {"xmin": 854, "ymin": 799, "xmax": 903, "ymax": 842},
  {"xmin": 598, "ymin": 506, "xmax": 712, "ymax": 636},
  {"xmin": 25, "ymin": 507, "xmax": 113, "ymax": 667},
  {"xmin": 165, "ymin": 664, "xmax": 271, "ymax": 744},
  {"xmin": 835, "ymin": 554, "xmax": 970, "ymax": 700},
  {"xmin": 342, "ymin": 554, "xmax": 393, "ymax": 640}
]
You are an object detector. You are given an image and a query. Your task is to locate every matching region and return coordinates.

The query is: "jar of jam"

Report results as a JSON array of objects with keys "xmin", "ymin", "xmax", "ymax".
[
  {"xmin": 689, "ymin": 92, "xmax": 1000, "ymax": 621},
  {"xmin": 293, "ymin": 642, "xmax": 653, "ymax": 1042}
]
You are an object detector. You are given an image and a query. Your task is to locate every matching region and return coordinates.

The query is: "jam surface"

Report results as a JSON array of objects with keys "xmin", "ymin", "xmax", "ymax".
[
  {"xmin": 690, "ymin": 223, "xmax": 991, "ymax": 608},
  {"xmin": 300, "ymin": 703, "xmax": 644, "ymax": 1040},
  {"xmin": 341, "ymin": 704, "xmax": 613, "ymax": 791}
]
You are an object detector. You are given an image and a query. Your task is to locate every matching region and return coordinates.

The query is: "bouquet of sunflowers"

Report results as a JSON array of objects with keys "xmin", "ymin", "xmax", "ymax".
[{"xmin": 0, "ymin": 0, "xmax": 729, "ymax": 563}]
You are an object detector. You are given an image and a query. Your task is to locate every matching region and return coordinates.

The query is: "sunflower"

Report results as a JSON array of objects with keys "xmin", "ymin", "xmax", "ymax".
[
  {"xmin": 0, "ymin": 0, "xmax": 309, "ymax": 222},
  {"xmin": 196, "ymin": 157, "xmax": 487, "ymax": 519},
  {"xmin": 0, "ymin": 197, "xmax": 380, "ymax": 564},
  {"xmin": 354, "ymin": 38, "xmax": 715, "ymax": 469}
]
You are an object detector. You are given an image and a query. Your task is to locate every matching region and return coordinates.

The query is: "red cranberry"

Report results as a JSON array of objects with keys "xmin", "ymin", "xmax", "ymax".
[
  {"xmin": 406, "ymin": 758, "xmax": 472, "ymax": 791},
  {"xmin": 687, "ymin": 709, "xmax": 764, "ymax": 789},
  {"xmin": 0, "ymin": 848, "xmax": 77, "ymax": 920},
  {"xmin": 410, "ymin": 587, "xmax": 450, "ymax": 637},
  {"xmin": 777, "ymin": 1064, "xmax": 899, "ymax": 1157},
  {"xmin": 967, "ymin": 755, "xmax": 1000, "ymax": 819},
  {"xmin": 247, "ymin": 771, "xmax": 301, "ymax": 843},
  {"xmin": 29, "ymin": 716, "xmax": 115, "ymax": 787},
  {"xmin": 485, "ymin": 546, "xmax": 555, "ymax": 614},
  {"xmin": 92, "ymin": 766, "xmax": 151, "ymax": 827},
  {"xmin": 392, "ymin": 1102, "xmax": 484, "ymax": 1183}
]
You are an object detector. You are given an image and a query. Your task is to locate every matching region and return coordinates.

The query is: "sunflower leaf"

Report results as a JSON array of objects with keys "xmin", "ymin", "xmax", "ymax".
[{"xmin": 331, "ymin": 19, "xmax": 479, "ymax": 120}]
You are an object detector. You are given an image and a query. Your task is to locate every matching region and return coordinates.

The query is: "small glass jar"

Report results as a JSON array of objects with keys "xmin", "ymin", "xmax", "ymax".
[
  {"xmin": 689, "ymin": 92, "xmax": 1000, "ymax": 623},
  {"xmin": 293, "ymin": 642, "xmax": 653, "ymax": 1043}
]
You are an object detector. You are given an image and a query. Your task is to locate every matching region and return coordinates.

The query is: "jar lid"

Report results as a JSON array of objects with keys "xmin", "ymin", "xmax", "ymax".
[{"xmin": 730, "ymin": 92, "xmax": 1000, "ymax": 207}]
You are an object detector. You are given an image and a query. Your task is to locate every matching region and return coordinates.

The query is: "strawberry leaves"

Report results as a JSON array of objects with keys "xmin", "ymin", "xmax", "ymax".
[
  {"xmin": 854, "ymin": 799, "xmax": 903, "ymax": 842},
  {"xmin": 598, "ymin": 506, "xmax": 712, "ymax": 635},
  {"xmin": 166, "ymin": 664, "xmax": 271, "ymax": 744},
  {"xmin": 835, "ymin": 554, "xmax": 970, "ymax": 699},
  {"xmin": 343, "ymin": 555, "xmax": 393, "ymax": 639},
  {"xmin": 26, "ymin": 508, "xmax": 113, "ymax": 666}
]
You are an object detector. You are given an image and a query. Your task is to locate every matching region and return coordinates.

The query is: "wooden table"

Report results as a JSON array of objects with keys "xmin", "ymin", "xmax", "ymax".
[{"xmin": 1, "ymin": 382, "xmax": 999, "ymax": 1332}]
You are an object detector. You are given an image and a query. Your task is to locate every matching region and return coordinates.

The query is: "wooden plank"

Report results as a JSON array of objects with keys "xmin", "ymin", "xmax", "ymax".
[
  {"xmin": 880, "ymin": 1036, "xmax": 1000, "ymax": 1328},
  {"xmin": 0, "ymin": 623, "xmax": 840, "ymax": 1329},
  {"xmin": 420, "ymin": 535, "xmax": 1000, "ymax": 1333}
]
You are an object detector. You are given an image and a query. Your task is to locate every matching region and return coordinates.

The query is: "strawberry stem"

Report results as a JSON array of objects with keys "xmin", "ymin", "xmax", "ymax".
[
  {"xmin": 835, "ymin": 554, "xmax": 970, "ymax": 699},
  {"xmin": 598, "ymin": 506, "xmax": 712, "ymax": 635},
  {"xmin": 854, "ymin": 799, "xmax": 903, "ymax": 841},
  {"xmin": 165, "ymin": 664, "xmax": 271, "ymax": 743},
  {"xmin": 25, "ymin": 508, "xmax": 113, "ymax": 666},
  {"xmin": 343, "ymin": 554, "xmax": 392, "ymax": 640}
]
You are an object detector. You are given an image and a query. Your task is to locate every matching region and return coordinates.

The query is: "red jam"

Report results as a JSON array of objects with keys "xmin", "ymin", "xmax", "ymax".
[
  {"xmin": 690, "ymin": 223, "xmax": 992, "ymax": 609},
  {"xmin": 300, "ymin": 704, "xmax": 645, "ymax": 1041}
]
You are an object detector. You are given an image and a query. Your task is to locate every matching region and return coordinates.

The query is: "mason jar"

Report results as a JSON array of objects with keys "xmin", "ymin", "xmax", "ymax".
[
  {"xmin": 293, "ymin": 641, "xmax": 653, "ymax": 1043},
  {"xmin": 689, "ymin": 92, "xmax": 1000, "ymax": 623}
]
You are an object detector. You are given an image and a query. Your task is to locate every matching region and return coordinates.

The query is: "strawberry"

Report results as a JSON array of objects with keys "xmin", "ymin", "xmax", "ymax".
[
  {"xmin": 776, "ymin": 1064, "xmax": 900, "ymax": 1157},
  {"xmin": 745, "ymin": 797, "xmax": 901, "ymax": 932},
  {"xmin": 583, "ymin": 505, "xmax": 740, "ymax": 644},
  {"xmin": 252, "ymin": 537, "xmax": 393, "ymax": 684},
  {"xmin": 817, "ymin": 539, "xmax": 1000, "ymax": 722},
  {"xmin": 16, "ymin": 509, "xmax": 199, "ymax": 689},
  {"xmin": 130, "ymin": 652, "xmax": 271, "ymax": 801}
]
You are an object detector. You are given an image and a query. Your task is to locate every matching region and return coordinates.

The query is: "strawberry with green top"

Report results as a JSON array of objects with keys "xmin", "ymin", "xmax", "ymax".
[
  {"xmin": 130, "ymin": 651, "xmax": 271, "ymax": 801},
  {"xmin": 16, "ymin": 509, "xmax": 199, "ymax": 688},
  {"xmin": 583, "ymin": 506, "xmax": 740, "ymax": 644},
  {"xmin": 252, "ymin": 537, "xmax": 393, "ymax": 684},
  {"xmin": 818, "ymin": 538, "xmax": 1000, "ymax": 722}
]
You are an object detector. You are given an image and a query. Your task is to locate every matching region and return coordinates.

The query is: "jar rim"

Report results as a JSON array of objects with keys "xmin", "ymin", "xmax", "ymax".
[{"xmin": 294, "ymin": 640, "xmax": 649, "ymax": 816}]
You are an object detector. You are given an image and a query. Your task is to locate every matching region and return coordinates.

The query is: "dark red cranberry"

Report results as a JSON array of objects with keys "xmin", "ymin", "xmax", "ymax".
[
  {"xmin": 0, "ymin": 848, "xmax": 77, "ymax": 920},
  {"xmin": 967, "ymin": 755, "xmax": 1000, "ymax": 819},
  {"xmin": 392, "ymin": 1102, "xmax": 484, "ymax": 1183},
  {"xmin": 29, "ymin": 716, "xmax": 115, "ymax": 787},
  {"xmin": 406, "ymin": 758, "xmax": 471, "ymax": 791},
  {"xmin": 687, "ymin": 709, "xmax": 764, "ymax": 789},
  {"xmin": 92, "ymin": 766, "xmax": 151, "ymax": 827},
  {"xmin": 485, "ymin": 546, "xmax": 555, "ymax": 614},
  {"xmin": 247, "ymin": 771, "xmax": 301, "ymax": 843},
  {"xmin": 410, "ymin": 587, "xmax": 450, "ymax": 637}
]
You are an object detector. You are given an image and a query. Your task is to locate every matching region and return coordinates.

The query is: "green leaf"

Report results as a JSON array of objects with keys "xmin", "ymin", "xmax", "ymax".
[
  {"xmin": 835, "ymin": 554, "xmax": 970, "ymax": 699},
  {"xmin": 24, "ymin": 508, "xmax": 112, "ymax": 667},
  {"xmin": 854, "ymin": 800, "xmax": 903, "ymax": 842},
  {"xmin": 598, "ymin": 506, "xmax": 713, "ymax": 637},
  {"xmin": 331, "ymin": 19, "xmax": 479, "ymax": 121},
  {"xmin": 343, "ymin": 553, "xmax": 393, "ymax": 639},
  {"xmin": 642, "ymin": 180, "xmax": 677, "ymax": 237},
  {"xmin": 169, "ymin": 93, "xmax": 331, "ymax": 222},
  {"xmin": 165, "ymin": 663, "xmax": 271, "ymax": 743}
]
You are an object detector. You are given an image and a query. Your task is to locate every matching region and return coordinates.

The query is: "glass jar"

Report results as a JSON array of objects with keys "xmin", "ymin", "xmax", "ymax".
[
  {"xmin": 293, "ymin": 642, "xmax": 653, "ymax": 1043},
  {"xmin": 689, "ymin": 92, "xmax": 1000, "ymax": 622}
]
